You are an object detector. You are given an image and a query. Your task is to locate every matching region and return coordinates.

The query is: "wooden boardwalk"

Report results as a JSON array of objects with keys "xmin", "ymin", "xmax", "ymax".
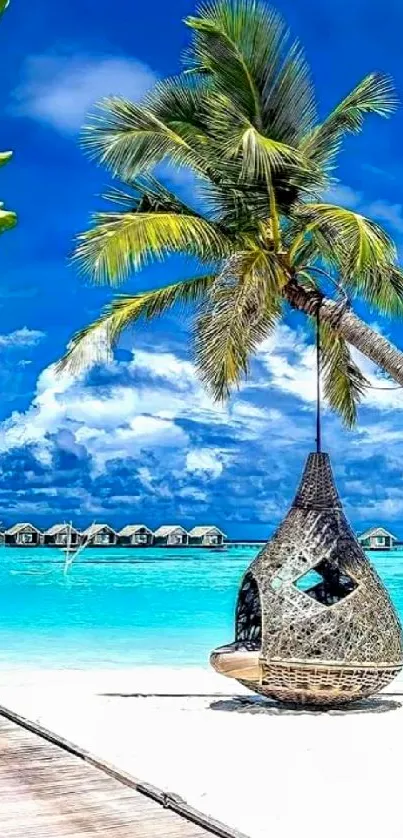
[{"xmin": 0, "ymin": 710, "xmax": 245, "ymax": 838}]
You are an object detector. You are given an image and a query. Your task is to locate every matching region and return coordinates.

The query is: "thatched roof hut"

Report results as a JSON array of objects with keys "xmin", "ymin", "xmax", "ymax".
[
  {"xmin": 5, "ymin": 523, "xmax": 42, "ymax": 546},
  {"xmin": 118, "ymin": 525, "xmax": 153, "ymax": 546},
  {"xmin": 188, "ymin": 526, "xmax": 226, "ymax": 546},
  {"xmin": 358, "ymin": 526, "xmax": 397, "ymax": 550},
  {"xmin": 81, "ymin": 524, "xmax": 117, "ymax": 546},
  {"xmin": 44, "ymin": 524, "xmax": 81, "ymax": 546},
  {"xmin": 154, "ymin": 525, "xmax": 188, "ymax": 546}
]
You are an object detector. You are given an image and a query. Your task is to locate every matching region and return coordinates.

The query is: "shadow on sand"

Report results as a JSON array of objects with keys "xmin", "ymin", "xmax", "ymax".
[
  {"xmin": 99, "ymin": 691, "xmax": 402, "ymax": 714},
  {"xmin": 209, "ymin": 694, "xmax": 403, "ymax": 715}
]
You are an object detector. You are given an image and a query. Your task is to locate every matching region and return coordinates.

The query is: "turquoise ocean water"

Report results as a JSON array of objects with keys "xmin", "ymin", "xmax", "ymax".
[{"xmin": 0, "ymin": 545, "xmax": 401, "ymax": 668}]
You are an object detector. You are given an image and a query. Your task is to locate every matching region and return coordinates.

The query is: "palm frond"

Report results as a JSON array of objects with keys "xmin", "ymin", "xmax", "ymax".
[
  {"xmin": 0, "ymin": 209, "xmax": 16, "ymax": 233},
  {"xmin": 103, "ymin": 173, "xmax": 201, "ymax": 216},
  {"xmin": 0, "ymin": 151, "xmax": 12, "ymax": 168},
  {"xmin": 203, "ymin": 95, "xmax": 324, "ymax": 244},
  {"xmin": 358, "ymin": 264, "xmax": 403, "ymax": 317},
  {"xmin": 184, "ymin": 0, "xmax": 316, "ymax": 142},
  {"xmin": 58, "ymin": 274, "xmax": 216, "ymax": 375},
  {"xmin": 185, "ymin": 0, "xmax": 275, "ymax": 127},
  {"xmin": 145, "ymin": 74, "xmax": 211, "ymax": 146},
  {"xmin": 320, "ymin": 320, "xmax": 368, "ymax": 426},
  {"xmin": 261, "ymin": 40, "xmax": 316, "ymax": 144},
  {"xmin": 74, "ymin": 210, "xmax": 230, "ymax": 285},
  {"xmin": 211, "ymin": 101, "xmax": 312, "ymax": 178},
  {"xmin": 194, "ymin": 250, "xmax": 284, "ymax": 400},
  {"xmin": 291, "ymin": 203, "xmax": 395, "ymax": 274},
  {"xmin": 82, "ymin": 97, "xmax": 205, "ymax": 180},
  {"xmin": 300, "ymin": 73, "xmax": 397, "ymax": 168}
]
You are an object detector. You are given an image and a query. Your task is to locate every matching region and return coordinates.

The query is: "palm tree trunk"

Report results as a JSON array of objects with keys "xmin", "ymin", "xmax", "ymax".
[{"xmin": 285, "ymin": 281, "xmax": 403, "ymax": 386}]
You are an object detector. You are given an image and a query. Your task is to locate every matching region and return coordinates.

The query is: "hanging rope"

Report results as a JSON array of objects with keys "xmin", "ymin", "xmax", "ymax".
[{"xmin": 316, "ymin": 304, "xmax": 322, "ymax": 454}]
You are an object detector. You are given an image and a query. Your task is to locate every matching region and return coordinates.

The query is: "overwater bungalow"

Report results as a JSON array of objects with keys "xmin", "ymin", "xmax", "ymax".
[
  {"xmin": 118, "ymin": 525, "xmax": 154, "ymax": 547},
  {"xmin": 153, "ymin": 525, "xmax": 188, "ymax": 546},
  {"xmin": 358, "ymin": 527, "xmax": 398, "ymax": 550},
  {"xmin": 44, "ymin": 524, "xmax": 81, "ymax": 547},
  {"xmin": 5, "ymin": 523, "xmax": 42, "ymax": 546},
  {"xmin": 188, "ymin": 526, "xmax": 226, "ymax": 547},
  {"xmin": 81, "ymin": 524, "xmax": 117, "ymax": 546}
]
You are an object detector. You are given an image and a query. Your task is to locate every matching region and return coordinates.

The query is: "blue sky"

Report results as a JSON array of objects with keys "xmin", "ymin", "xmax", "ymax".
[{"xmin": 1, "ymin": 0, "xmax": 403, "ymax": 537}]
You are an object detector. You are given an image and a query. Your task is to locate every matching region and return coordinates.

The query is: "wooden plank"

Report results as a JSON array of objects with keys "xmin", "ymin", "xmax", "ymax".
[{"xmin": 0, "ymin": 708, "xmax": 249, "ymax": 838}]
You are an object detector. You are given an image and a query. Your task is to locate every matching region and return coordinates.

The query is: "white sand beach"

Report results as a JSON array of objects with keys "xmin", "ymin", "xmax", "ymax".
[{"xmin": 0, "ymin": 666, "xmax": 402, "ymax": 838}]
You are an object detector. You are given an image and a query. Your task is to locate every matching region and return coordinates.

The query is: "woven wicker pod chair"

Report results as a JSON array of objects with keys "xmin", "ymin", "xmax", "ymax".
[{"xmin": 210, "ymin": 452, "xmax": 403, "ymax": 705}]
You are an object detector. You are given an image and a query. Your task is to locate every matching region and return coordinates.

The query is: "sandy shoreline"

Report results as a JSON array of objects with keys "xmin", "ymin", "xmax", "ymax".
[{"xmin": 0, "ymin": 665, "xmax": 402, "ymax": 838}]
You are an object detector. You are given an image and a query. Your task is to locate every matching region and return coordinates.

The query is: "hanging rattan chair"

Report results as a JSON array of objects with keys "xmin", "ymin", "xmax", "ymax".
[{"xmin": 210, "ymin": 452, "xmax": 403, "ymax": 705}]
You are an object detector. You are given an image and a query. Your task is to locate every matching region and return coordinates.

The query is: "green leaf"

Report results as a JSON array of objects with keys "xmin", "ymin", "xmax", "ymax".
[
  {"xmin": 194, "ymin": 250, "xmax": 284, "ymax": 400},
  {"xmin": 185, "ymin": 0, "xmax": 271, "ymax": 126},
  {"xmin": 145, "ymin": 75, "xmax": 211, "ymax": 146},
  {"xmin": 300, "ymin": 73, "xmax": 397, "ymax": 168},
  {"xmin": 0, "ymin": 151, "xmax": 12, "ymax": 167},
  {"xmin": 74, "ymin": 210, "xmax": 229, "ymax": 285},
  {"xmin": 103, "ymin": 173, "xmax": 204, "ymax": 219},
  {"xmin": 57, "ymin": 275, "xmax": 216, "ymax": 375},
  {"xmin": 82, "ymin": 97, "xmax": 205, "ymax": 180},
  {"xmin": 291, "ymin": 203, "xmax": 396, "ymax": 275},
  {"xmin": 0, "ymin": 0, "xmax": 10, "ymax": 16},
  {"xmin": 0, "ymin": 210, "xmax": 16, "ymax": 233},
  {"xmin": 358, "ymin": 265, "xmax": 403, "ymax": 317},
  {"xmin": 320, "ymin": 319, "xmax": 368, "ymax": 427},
  {"xmin": 184, "ymin": 0, "xmax": 316, "ymax": 142}
]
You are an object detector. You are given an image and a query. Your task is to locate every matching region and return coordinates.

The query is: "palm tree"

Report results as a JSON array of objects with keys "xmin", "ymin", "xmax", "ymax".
[
  {"xmin": 0, "ymin": 0, "xmax": 16, "ymax": 235},
  {"xmin": 60, "ymin": 0, "xmax": 403, "ymax": 426}
]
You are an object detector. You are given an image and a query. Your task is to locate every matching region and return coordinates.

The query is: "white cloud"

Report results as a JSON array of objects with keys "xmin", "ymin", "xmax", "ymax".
[
  {"xmin": 0, "ymin": 327, "xmax": 45, "ymax": 348},
  {"xmin": 0, "ymin": 349, "xmax": 224, "ymax": 471},
  {"xmin": 323, "ymin": 183, "xmax": 361, "ymax": 208},
  {"xmin": 257, "ymin": 324, "xmax": 317, "ymax": 404},
  {"xmin": 365, "ymin": 200, "xmax": 403, "ymax": 234},
  {"xmin": 12, "ymin": 53, "xmax": 157, "ymax": 132},
  {"xmin": 254, "ymin": 322, "xmax": 403, "ymax": 415},
  {"xmin": 0, "ymin": 356, "xmax": 191, "ymax": 471},
  {"xmin": 186, "ymin": 448, "xmax": 223, "ymax": 478},
  {"xmin": 0, "ymin": 342, "xmax": 299, "ymax": 478},
  {"xmin": 353, "ymin": 490, "xmax": 403, "ymax": 521}
]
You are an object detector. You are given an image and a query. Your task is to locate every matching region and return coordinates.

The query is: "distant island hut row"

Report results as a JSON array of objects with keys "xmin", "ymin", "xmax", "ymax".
[
  {"xmin": 2, "ymin": 523, "xmax": 398, "ymax": 550},
  {"xmin": 1, "ymin": 523, "xmax": 226, "ymax": 547}
]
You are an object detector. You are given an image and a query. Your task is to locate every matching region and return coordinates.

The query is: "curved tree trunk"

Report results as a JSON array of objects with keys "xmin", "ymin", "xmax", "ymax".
[{"xmin": 285, "ymin": 281, "xmax": 403, "ymax": 386}]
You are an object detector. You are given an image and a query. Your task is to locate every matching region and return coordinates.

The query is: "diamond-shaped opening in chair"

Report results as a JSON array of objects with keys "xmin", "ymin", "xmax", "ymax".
[{"xmin": 294, "ymin": 560, "xmax": 358, "ymax": 606}]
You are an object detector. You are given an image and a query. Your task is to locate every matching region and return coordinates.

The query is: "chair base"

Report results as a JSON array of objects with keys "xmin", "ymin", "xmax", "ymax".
[
  {"xmin": 210, "ymin": 645, "xmax": 402, "ymax": 705},
  {"xmin": 240, "ymin": 659, "xmax": 403, "ymax": 706}
]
